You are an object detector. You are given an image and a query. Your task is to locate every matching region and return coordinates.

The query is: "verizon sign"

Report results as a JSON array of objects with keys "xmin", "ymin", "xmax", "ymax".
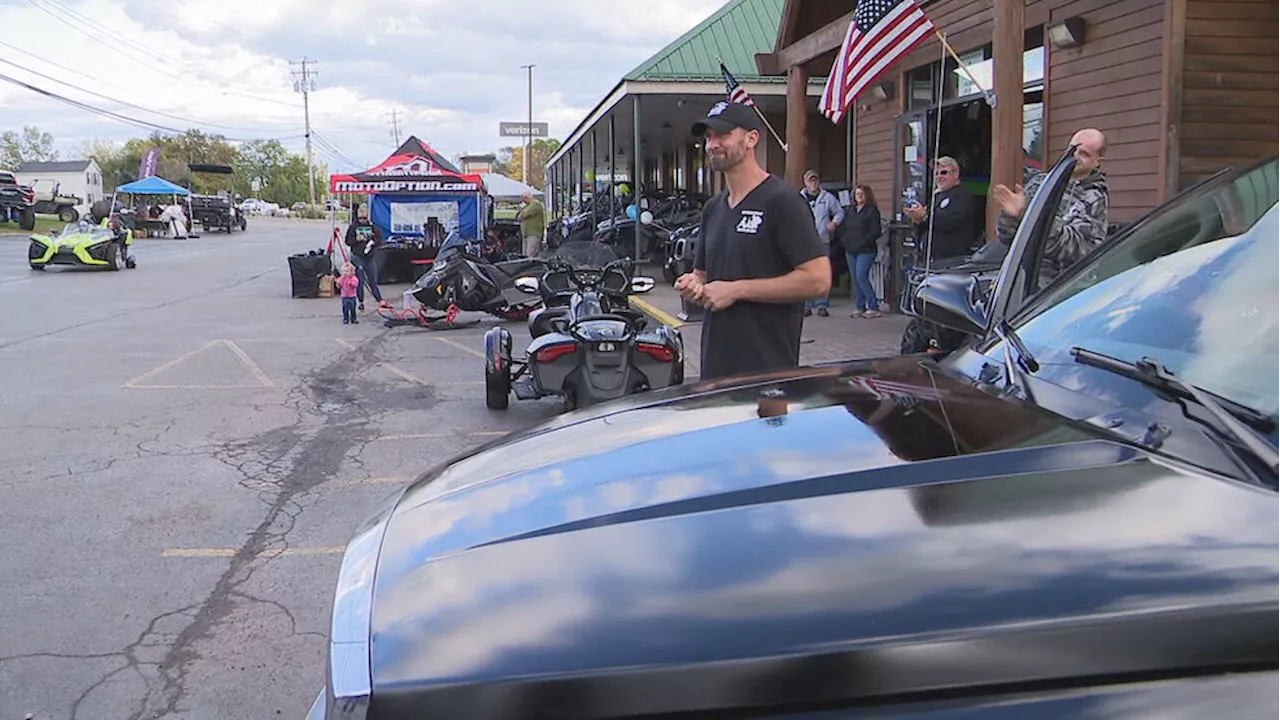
[{"xmin": 499, "ymin": 122, "xmax": 549, "ymax": 137}]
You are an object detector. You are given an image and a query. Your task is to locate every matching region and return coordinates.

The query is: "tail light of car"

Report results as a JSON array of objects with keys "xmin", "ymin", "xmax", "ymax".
[
  {"xmin": 535, "ymin": 343, "xmax": 577, "ymax": 363},
  {"xmin": 636, "ymin": 342, "xmax": 674, "ymax": 362}
]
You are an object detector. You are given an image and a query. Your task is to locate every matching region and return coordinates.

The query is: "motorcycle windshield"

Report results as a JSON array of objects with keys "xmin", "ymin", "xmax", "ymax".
[
  {"xmin": 436, "ymin": 230, "xmax": 468, "ymax": 259},
  {"xmin": 553, "ymin": 240, "xmax": 620, "ymax": 269}
]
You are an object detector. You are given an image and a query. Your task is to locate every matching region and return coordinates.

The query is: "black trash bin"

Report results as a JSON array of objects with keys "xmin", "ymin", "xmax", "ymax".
[{"xmin": 289, "ymin": 253, "xmax": 331, "ymax": 298}]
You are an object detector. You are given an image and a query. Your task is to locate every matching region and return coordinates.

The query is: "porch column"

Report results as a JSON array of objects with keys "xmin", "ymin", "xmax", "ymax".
[
  {"xmin": 785, "ymin": 64, "xmax": 809, "ymax": 188},
  {"xmin": 608, "ymin": 112, "xmax": 617, "ymax": 217},
  {"xmin": 633, "ymin": 95, "xmax": 643, "ymax": 260},
  {"xmin": 590, "ymin": 126, "xmax": 598, "ymax": 227},
  {"xmin": 989, "ymin": 0, "xmax": 1025, "ymax": 241}
]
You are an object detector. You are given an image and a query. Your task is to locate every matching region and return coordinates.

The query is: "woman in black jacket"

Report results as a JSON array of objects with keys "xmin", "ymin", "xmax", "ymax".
[{"xmin": 839, "ymin": 184, "xmax": 882, "ymax": 317}]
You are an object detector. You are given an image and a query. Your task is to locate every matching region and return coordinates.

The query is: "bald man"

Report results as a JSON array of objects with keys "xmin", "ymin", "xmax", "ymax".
[{"xmin": 993, "ymin": 128, "xmax": 1110, "ymax": 278}]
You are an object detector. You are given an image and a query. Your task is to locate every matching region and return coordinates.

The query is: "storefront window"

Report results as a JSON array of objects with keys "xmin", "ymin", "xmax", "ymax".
[
  {"xmin": 1024, "ymin": 94, "xmax": 1045, "ymax": 174},
  {"xmin": 907, "ymin": 65, "xmax": 936, "ymax": 111}
]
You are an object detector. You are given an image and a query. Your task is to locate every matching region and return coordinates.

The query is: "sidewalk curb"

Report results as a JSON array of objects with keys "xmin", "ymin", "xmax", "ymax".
[{"xmin": 630, "ymin": 296, "xmax": 684, "ymax": 329}]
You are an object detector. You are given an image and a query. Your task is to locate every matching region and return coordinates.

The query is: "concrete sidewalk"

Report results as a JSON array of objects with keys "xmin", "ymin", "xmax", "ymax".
[{"xmin": 629, "ymin": 278, "xmax": 909, "ymax": 380}]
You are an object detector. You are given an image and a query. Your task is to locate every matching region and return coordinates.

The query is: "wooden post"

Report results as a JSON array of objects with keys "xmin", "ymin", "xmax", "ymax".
[
  {"xmin": 989, "ymin": 0, "xmax": 1025, "ymax": 241},
  {"xmin": 785, "ymin": 64, "xmax": 809, "ymax": 188}
]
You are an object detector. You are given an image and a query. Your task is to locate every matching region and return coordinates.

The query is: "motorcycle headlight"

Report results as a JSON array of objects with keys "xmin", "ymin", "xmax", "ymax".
[{"xmin": 317, "ymin": 494, "xmax": 397, "ymax": 719}]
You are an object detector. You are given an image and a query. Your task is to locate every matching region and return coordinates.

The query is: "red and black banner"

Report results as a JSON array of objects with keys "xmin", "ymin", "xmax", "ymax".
[{"xmin": 329, "ymin": 136, "xmax": 483, "ymax": 194}]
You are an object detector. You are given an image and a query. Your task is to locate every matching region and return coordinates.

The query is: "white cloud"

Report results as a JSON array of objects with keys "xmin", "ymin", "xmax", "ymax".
[{"xmin": 0, "ymin": 0, "xmax": 724, "ymax": 171}]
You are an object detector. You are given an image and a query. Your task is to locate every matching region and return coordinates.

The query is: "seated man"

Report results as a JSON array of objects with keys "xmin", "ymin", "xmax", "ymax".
[{"xmin": 992, "ymin": 128, "xmax": 1110, "ymax": 279}]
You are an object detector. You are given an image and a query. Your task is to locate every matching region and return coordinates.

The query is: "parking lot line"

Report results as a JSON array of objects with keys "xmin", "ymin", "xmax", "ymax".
[
  {"xmin": 222, "ymin": 339, "xmax": 275, "ymax": 387},
  {"xmin": 431, "ymin": 336, "xmax": 485, "ymax": 359},
  {"xmin": 161, "ymin": 546, "xmax": 344, "ymax": 558},
  {"xmin": 123, "ymin": 339, "xmax": 275, "ymax": 389}
]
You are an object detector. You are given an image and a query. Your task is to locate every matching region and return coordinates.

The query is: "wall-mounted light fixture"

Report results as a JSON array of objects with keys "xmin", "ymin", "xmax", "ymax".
[
  {"xmin": 871, "ymin": 80, "xmax": 896, "ymax": 101},
  {"xmin": 1047, "ymin": 16, "xmax": 1086, "ymax": 49}
]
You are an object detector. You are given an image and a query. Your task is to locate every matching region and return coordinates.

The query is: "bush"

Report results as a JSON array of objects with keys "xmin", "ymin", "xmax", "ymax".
[{"xmin": 298, "ymin": 207, "xmax": 326, "ymax": 220}]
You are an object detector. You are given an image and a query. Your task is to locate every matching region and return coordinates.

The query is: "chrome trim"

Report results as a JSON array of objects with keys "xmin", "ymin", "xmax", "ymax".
[{"xmin": 305, "ymin": 690, "xmax": 325, "ymax": 720}]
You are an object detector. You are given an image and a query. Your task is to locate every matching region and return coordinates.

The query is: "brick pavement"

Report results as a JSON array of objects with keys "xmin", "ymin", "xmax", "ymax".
[{"xmin": 630, "ymin": 278, "xmax": 908, "ymax": 380}]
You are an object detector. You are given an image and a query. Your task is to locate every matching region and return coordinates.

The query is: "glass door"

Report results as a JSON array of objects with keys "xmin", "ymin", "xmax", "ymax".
[{"xmin": 893, "ymin": 110, "xmax": 934, "ymax": 223}]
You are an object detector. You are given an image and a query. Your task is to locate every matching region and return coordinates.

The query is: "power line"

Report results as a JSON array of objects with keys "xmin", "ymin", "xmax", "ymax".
[
  {"xmin": 0, "ymin": 54, "xmax": 290, "ymax": 135},
  {"xmin": 311, "ymin": 130, "xmax": 363, "ymax": 171},
  {"xmin": 0, "ymin": 69, "xmax": 302, "ymax": 143},
  {"xmin": 290, "ymin": 57, "xmax": 318, "ymax": 204},
  {"xmin": 132, "ymin": 0, "xmax": 281, "ymax": 63}
]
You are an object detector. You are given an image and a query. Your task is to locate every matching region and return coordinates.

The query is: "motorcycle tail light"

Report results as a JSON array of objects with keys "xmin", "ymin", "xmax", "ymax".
[
  {"xmin": 535, "ymin": 344, "xmax": 577, "ymax": 363},
  {"xmin": 636, "ymin": 343, "xmax": 674, "ymax": 362}
]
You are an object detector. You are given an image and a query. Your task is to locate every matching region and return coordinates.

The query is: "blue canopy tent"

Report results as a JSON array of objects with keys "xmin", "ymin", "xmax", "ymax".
[
  {"xmin": 113, "ymin": 175, "xmax": 192, "ymax": 238},
  {"xmin": 116, "ymin": 176, "xmax": 190, "ymax": 196}
]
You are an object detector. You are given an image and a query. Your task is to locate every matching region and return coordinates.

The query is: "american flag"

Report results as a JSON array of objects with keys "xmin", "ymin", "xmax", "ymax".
[
  {"xmin": 820, "ymin": 0, "xmax": 935, "ymax": 124},
  {"xmin": 720, "ymin": 62, "xmax": 756, "ymax": 107}
]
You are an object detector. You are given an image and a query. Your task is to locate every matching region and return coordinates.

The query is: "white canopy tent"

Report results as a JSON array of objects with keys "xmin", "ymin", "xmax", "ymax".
[{"xmin": 482, "ymin": 173, "xmax": 543, "ymax": 202}]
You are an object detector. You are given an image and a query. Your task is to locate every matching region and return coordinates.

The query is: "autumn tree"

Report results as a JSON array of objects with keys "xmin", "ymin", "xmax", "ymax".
[
  {"xmin": 0, "ymin": 126, "xmax": 59, "ymax": 169},
  {"xmin": 494, "ymin": 138, "xmax": 561, "ymax": 190}
]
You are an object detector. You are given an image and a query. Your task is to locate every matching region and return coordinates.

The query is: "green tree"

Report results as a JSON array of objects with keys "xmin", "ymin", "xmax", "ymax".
[
  {"xmin": 1, "ymin": 126, "xmax": 59, "ymax": 168},
  {"xmin": 494, "ymin": 138, "xmax": 561, "ymax": 190}
]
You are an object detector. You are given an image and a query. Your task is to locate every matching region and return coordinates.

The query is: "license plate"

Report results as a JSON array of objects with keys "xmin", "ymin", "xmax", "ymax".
[{"xmin": 598, "ymin": 342, "xmax": 615, "ymax": 352}]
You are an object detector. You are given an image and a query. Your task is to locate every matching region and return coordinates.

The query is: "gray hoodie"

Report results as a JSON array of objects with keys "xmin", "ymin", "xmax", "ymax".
[{"xmin": 802, "ymin": 188, "xmax": 844, "ymax": 245}]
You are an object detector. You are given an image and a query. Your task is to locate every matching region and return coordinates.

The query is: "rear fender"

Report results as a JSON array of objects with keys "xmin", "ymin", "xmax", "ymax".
[{"xmin": 484, "ymin": 326, "xmax": 512, "ymax": 374}]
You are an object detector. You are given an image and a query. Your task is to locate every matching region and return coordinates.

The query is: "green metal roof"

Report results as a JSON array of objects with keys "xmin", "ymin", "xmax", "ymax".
[{"xmin": 623, "ymin": 0, "xmax": 786, "ymax": 82}]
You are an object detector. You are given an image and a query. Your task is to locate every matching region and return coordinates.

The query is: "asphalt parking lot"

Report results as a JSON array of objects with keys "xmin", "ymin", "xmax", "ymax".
[{"xmin": 0, "ymin": 218, "xmax": 562, "ymax": 718}]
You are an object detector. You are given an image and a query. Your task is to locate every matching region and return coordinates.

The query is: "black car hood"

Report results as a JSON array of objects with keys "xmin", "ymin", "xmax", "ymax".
[{"xmin": 367, "ymin": 357, "xmax": 1278, "ymax": 716}]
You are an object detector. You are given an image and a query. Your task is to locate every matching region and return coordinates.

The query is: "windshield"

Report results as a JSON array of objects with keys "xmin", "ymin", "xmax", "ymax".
[
  {"xmin": 61, "ymin": 221, "xmax": 110, "ymax": 236},
  {"xmin": 553, "ymin": 240, "xmax": 620, "ymax": 268},
  {"xmin": 991, "ymin": 158, "xmax": 1278, "ymax": 423}
]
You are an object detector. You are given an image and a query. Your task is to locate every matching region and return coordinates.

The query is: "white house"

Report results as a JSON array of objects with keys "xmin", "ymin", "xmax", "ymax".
[{"xmin": 13, "ymin": 159, "xmax": 105, "ymax": 210}]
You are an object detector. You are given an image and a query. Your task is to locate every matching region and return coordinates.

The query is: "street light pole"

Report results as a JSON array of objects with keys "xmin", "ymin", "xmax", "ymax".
[{"xmin": 520, "ymin": 64, "xmax": 535, "ymax": 185}]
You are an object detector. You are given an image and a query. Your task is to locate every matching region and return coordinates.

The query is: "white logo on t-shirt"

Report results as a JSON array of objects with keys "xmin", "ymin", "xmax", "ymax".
[{"xmin": 737, "ymin": 210, "xmax": 764, "ymax": 234}]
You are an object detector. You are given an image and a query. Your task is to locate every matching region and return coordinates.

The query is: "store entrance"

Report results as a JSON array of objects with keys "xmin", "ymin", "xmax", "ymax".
[{"xmin": 894, "ymin": 97, "xmax": 992, "ymax": 237}]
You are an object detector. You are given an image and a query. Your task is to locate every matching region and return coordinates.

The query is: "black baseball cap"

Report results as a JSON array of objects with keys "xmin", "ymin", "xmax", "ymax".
[{"xmin": 692, "ymin": 101, "xmax": 763, "ymax": 136}]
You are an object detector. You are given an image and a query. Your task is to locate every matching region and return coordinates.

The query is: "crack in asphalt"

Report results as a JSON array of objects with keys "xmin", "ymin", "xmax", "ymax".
[{"xmin": 116, "ymin": 329, "xmax": 398, "ymax": 719}]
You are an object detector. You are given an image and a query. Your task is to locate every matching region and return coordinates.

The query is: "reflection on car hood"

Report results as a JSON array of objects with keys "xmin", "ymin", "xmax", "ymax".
[{"xmin": 368, "ymin": 356, "xmax": 1278, "ymax": 715}]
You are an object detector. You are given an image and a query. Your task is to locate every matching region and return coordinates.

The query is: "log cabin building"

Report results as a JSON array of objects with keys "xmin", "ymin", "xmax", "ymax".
[{"xmin": 760, "ymin": 0, "xmax": 1278, "ymax": 234}]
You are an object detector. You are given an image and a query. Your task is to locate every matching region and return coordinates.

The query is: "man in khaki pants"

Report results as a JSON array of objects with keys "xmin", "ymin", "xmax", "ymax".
[{"xmin": 517, "ymin": 191, "xmax": 545, "ymax": 257}]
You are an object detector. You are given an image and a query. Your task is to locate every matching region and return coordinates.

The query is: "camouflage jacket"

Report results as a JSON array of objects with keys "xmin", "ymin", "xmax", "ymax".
[{"xmin": 996, "ymin": 169, "xmax": 1109, "ymax": 278}]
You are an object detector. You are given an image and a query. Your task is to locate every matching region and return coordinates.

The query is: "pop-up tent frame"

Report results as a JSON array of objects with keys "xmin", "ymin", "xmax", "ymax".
[{"xmin": 329, "ymin": 136, "xmax": 488, "ymax": 240}]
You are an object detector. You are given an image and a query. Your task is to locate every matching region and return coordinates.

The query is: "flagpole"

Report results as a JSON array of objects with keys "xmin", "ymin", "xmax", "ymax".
[
  {"xmin": 934, "ymin": 30, "xmax": 996, "ymax": 106},
  {"xmin": 717, "ymin": 55, "xmax": 789, "ymax": 151}
]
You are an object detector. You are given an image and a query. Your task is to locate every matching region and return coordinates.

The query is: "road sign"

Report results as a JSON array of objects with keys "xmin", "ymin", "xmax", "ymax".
[{"xmin": 499, "ymin": 122, "xmax": 549, "ymax": 138}]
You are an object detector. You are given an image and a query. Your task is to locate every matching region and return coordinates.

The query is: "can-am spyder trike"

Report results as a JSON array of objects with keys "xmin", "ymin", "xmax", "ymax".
[
  {"xmin": 378, "ymin": 230, "xmax": 549, "ymax": 329},
  {"xmin": 483, "ymin": 246, "xmax": 684, "ymax": 411}
]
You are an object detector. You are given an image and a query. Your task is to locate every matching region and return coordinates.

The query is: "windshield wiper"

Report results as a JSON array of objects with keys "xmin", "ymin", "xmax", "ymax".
[
  {"xmin": 1070, "ymin": 346, "xmax": 1279, "ymax": 477},
  {"xmin": 992, "ymin": 320, "xmax": 1040, "ymax": 402}
]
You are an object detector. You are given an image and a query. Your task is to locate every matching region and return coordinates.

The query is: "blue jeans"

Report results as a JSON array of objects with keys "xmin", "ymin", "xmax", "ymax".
[
  {"xmin": 342, "ymin": 297, "xmax": 358, "ymax": 323},
  {"xmin": 848, "ymin": 252, "xmax": 877, "ymax": 312},
  {"xmin": 350, "ymin": 253, "xmax": 382, "ymax": 303}
]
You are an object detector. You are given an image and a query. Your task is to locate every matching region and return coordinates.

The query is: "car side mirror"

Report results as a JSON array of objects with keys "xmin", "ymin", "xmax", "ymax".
[
  {"xmin": 514, "ymin": 276, "xmax": 539, "ymax": 293},
  {"xmin": 631, "ymin": 276, "xmax": 655, "ymax": 293},
  {"xmin": 911, "ymin": 273, "xmax": 986, "ymax": 337}
]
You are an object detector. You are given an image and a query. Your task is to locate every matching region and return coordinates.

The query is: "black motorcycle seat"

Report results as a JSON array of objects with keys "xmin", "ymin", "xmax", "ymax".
[{"xmin": 530, "ymin": 306, "xmax": 568, "ymax": 338}]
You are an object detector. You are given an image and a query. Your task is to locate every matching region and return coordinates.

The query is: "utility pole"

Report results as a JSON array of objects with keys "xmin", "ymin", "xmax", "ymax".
[
  {"xmin": 290, "ymin": 57, "xmax": 318, "ymax": 205},
  {"xmin": 520, "ymin": 64, "xmax": 534, "ymax": 185},
  {"xmin": 388, "ymin": 109, "xmax": 402, "ymax": 145}
]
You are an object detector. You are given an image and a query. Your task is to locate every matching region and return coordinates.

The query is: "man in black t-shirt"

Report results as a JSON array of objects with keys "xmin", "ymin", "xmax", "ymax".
[{"xmin": 676, "ymin": 101, "xmax": 830, "ymax": 381}]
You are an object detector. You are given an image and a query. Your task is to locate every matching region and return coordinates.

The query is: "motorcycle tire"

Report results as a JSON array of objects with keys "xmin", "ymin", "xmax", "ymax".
[
  {"xmin": 484, "ymin": 327, "xmax": 512, "ymax": 410},
  {"xmin": 900, "ymin": 318, "xmax": 933, "ymax": 355}
]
